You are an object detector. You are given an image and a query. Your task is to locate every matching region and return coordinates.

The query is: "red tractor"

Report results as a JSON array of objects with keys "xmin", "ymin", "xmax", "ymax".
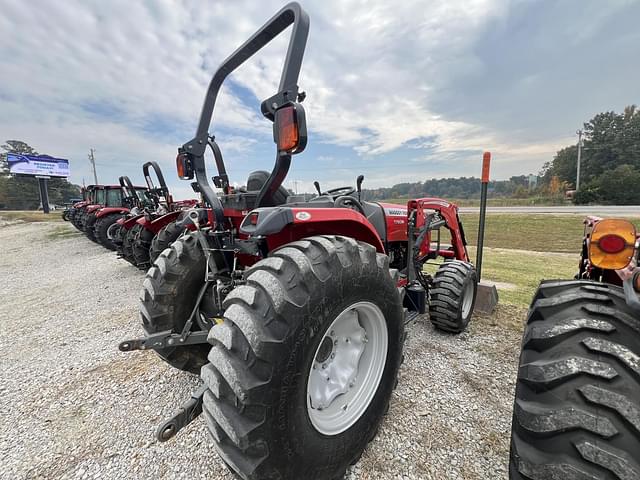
[
  {"xmin": 121, "ymin": 4, "xmax": 478, "ymax": 479},
  {"xmin": 116, "ymin": 161, "xmax": 197, "ymax": 268},
  {"xmin": 67, "ymin": 185, "xmax": 97, "ymax": 230},
  {"xmin": 91, "ymin": 176, "xmax": 149, "ymax": 250},
  {"xmin": 509, "ymin": 217, "xmax": 640, "ymax": 479},
  {"xmin": 82, "ymin": 184, "xmax": 141, "ymax": 243}
]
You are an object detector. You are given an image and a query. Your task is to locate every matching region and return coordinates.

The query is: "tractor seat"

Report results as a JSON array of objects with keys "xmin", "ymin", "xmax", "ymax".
[{"xmin": 221, "ymin": 170, "xmax": 290, "ymax": 210}]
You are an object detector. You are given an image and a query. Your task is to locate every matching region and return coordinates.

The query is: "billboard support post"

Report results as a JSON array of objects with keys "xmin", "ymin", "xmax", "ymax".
[{"xmin": 36, "ymin": 176, "xmax": 50, "ymax": 214}]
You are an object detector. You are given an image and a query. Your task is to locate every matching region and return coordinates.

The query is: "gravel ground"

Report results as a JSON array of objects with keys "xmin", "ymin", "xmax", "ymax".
[{"xmin": 0, "ymin": 221, "xmax": 524, "ymax": 480}]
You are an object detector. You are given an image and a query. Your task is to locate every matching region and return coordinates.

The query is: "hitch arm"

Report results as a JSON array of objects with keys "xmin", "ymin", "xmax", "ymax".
[
  {"xmin": 118, "ymin": 330, "xmax": 209, "ymax": 352},
  {"xmin": 156, "ymin": 385, "xmax": 207, "ymax": 442}
]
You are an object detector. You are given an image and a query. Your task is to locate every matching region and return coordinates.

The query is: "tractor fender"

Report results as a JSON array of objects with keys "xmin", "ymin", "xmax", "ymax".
[
  {"xmin": 85, "ymin": 204, "xmax": 102, "ymax": 214},
  {"xmin": 95, "ymin": 206, "xmax": 129, "ymax": 219},
  {"xmin": 136, "ymin": 210, "xmax": 182, "ymax": 235},
  {"xmin": 240, "ymin": 206, "xmax": 385, "ymax": 253},
  {"xmin": 122, "ymin": 214, "xmax": 144, "ymax": 230}
]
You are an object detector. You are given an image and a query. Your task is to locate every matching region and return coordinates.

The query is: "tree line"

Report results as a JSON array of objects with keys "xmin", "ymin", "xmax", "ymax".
[{"xmin": 0, "ymin": 140, "xmax": 81, "ymax": 210}]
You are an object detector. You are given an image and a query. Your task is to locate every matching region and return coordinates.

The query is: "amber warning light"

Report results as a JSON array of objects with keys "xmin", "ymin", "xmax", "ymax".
[{"xmin": 274, "ymin": 103, "xmax": 307, "ymax": 154}]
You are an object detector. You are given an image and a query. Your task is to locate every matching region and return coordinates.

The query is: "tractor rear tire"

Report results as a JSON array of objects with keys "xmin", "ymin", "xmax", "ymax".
[
  {"xmin": 139, "ymin": 233, "xmax": 211, "ymax": 374},
  {"xmin": 201, "ymin": 235, "xmax": 404, "ymax": 480},
  {"xmin": 84, "ymin": 213, "xmax": 99, "ymax": 242},
  {"xmin": 132, "ymin": 226, "xmax": 154, "ymax": 269},
  {"xmin": 509, "ymin": 280, "xmax": 640, "ymax": 479},
  {"xmin": 149, "ymin": 221, "xmax": 185, "ymax": 264},
  {"xmin": 429, "ymin": 260, "xmax": 477, "ymax": 332},
  {"xmin": 121, "ymin": 224, "xmax": 141, "ymax": 266},
  {"xmin": 73, "ymin": 210, "xmax": 86, "ymax": 231},
  {"xmin": 94, "ymin": 213, "xmax": 123, "ymax": 251}
]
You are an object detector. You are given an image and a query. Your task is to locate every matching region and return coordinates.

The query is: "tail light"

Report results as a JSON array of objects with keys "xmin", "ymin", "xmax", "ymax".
[
  {"xmin": 274, "ymin": 103, "xmax": 307, "ymax": 154},
  {"xmin": 176, "ymin": 152, "xmax": 194, "ymax": 180},
  {"xmin": 589, "ymin": 219, "xmax": 636, "ymax": 270}
]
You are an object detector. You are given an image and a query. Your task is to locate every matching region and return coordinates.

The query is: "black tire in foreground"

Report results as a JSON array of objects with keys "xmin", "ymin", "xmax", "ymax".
[
  {"xmin": 149, "ymin": 220, "xmax": 186, "ymax": 264},
  {"xmin": 94, "ymin": 213, "xmax": 124, "ymax": 251},
  {"xmin": 428, "ymin": 260, "xmax": 477, "ymax": 332},
  {"xmin": 201, "ymin": 235, "xmax": 405, "ymax": 480},
  {"xmin": 510, "ymin": 280, "xmax": 640, "ymax": 480},
  {"xmin": 139, "ymin": 233, "xmax": 212, "ymax": 373},
  {"xmin": 72, "ymin": 210, "xmax": 86, "ymax": 231},
  {"xmin": 84, "ymin": 213, "xmax": 99, "ymax": 242}
]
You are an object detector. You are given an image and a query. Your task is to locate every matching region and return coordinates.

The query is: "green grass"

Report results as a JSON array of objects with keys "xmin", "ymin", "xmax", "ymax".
[
  {"xmin": 467, "ymin": 246, "xmax": 577, "ymax": 307},
  {"xmin": 0, "ymin": 210, "xmax": 64, "ymax": 223}
]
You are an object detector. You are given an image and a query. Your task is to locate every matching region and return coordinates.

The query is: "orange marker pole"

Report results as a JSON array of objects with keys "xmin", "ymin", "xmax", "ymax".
[{"xmin": 476, "ymin": 152, "xmax": 491, "ymax": 280}]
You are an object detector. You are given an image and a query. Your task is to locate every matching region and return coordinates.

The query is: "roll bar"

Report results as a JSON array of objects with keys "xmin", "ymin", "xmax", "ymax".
[{"xmin": 180, "ymin": 2, "xmax": 309, "ymax": 227}]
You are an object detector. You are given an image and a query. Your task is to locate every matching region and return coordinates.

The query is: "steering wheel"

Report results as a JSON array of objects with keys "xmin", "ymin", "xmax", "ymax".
[{"xmin": 325, "ymin": 186, "xmax": 355, "ymax": 197}]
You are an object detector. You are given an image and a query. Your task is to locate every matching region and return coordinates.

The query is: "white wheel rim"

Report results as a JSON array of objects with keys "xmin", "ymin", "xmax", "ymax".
[
  {"xmin": 461, "ymin": 281, "xmax": 475, "ymax": 319},
  {"xmin": 106, "ymin": 223, "xmax": 120, "ymax": 241},
  {"xmin": 307, "ymin": 301, "xmax": 388, "ymax": 436}
]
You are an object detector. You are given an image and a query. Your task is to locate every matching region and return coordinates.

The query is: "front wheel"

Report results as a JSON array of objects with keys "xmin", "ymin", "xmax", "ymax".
[
  {"xmin": 94, "ymin": 213, "xmax": 123, "ymax": 251},
  {"xmin": 201, "ymin": 235, "xmax": 405, "ymax": 480},
  {"xmin": 429, "ymin": 260, "xmax": 477, "ymax": 333}
]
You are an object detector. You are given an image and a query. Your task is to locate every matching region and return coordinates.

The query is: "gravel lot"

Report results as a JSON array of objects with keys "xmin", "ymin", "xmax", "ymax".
[{"xmin": 0, "ymin": 221, "xmax": 523, "ymax": 480}]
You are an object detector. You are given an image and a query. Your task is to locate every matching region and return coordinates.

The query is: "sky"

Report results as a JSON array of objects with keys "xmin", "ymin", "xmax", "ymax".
[{"xmin": 1, "ymin": 0, "xmax": 638, "ymax": 199}]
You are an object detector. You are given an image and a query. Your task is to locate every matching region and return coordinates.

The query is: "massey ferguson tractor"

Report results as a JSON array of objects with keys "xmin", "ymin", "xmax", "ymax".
[
  {"xmin": 91, "ymin": 176, "xmax": 149, "ymax": 250},
  {"xmin": 67, "ymin": 185, "xmax": 97, "ymax": 230},
  {"xmin": 510, "ymin": 217, "xmax": 640, "ymax": 479},
  {"xmin": 121, "ymin": 4, "xmax": 478, "ymax": 479},
  {"xmin": 116, "ymin": 161, "xmax": 197, "ymax": 268}
]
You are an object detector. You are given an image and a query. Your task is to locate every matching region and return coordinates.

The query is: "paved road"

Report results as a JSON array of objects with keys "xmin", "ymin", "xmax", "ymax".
[{"xmin": 459, "ymin": 205, "xmax": 640, "ymax": 216}]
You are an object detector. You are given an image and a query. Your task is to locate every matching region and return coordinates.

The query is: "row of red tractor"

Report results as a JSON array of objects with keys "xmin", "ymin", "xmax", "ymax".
[{"xmin": 63, "ymin": 162, "xmax": 199, "ymax": 268}]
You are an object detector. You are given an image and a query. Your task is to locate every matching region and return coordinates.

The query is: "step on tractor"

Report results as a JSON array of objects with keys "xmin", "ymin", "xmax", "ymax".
[
  {"xmin": 120, "ymin": 4, "xmax": 478, "ymax": 479},
  {"xmin": 91, "ymin": 176, "xmax": 149, "ymax": 250},
  {"xmin": 509, "ymin": 217, "xmax": 640, "ymax": 479},
  {"xmin": 116, "ymin": 161, "xmax": 197, "ymax": 268}
]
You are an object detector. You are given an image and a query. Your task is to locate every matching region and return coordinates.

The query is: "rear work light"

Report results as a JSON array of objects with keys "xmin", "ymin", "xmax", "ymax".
[
  {"xmin": 589, "ymin": 218, "xmax": 637, "ymax": 270},
  {"xmin": 274, "ymin": 102, "xmax": 307, "ymax": 154},
  {"xmin": 176, "ymin": 152, "xmax": 194, "ymax": 180}
]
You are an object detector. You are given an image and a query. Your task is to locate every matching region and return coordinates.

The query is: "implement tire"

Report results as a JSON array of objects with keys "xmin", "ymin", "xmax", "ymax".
[
  {"xmin": 429, "ymin": 260, "xmax": 477, "ymax": 333},
  {"xmin": 94, "ymin": 213, "xmax": 123, "ymax": 251},
  {"xmin": 149, "ymin": 221, "xmax": 185, "ymax": 264},
  {"xmin": 510, "ymin": 280, "xmax": 640, "ymax": 479},
  {"xmin": 139, "ymin": 233, "xmax": 211, "ymax": 373},
  {"xmin": 201, "ymin": 235, "xmax": 404, "ymax": 480}
]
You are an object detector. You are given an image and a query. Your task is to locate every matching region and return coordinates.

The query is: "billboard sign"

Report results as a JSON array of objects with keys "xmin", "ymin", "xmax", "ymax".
[{"xmin": 7, "ymin": 153, "xmax": 70, "ymax": 178}]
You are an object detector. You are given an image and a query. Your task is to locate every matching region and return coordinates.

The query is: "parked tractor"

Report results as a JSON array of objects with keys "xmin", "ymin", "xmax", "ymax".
[
  {"xmin": 81, "ymin": 184, "xmax": 137, "ymax": 243},
  {"xmin": 121, "ymin": 4, "xmax": 478, "ymax": 479},
  {"xmin": 67, "ymin": 185, "xmax": 97, "ymax": 230},
  {"xmin": 509, "ymin": 217, "xmax": 640, "ymax": 479},
  {"xmin": 91, "ymin": 176, "xmax": 149, "ymax": 250},
  {"xmin": 116, "ymin": 161, "xmax": 197, "ymax": 268}
]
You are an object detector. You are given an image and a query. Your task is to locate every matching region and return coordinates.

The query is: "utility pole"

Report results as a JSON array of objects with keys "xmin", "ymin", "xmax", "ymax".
[
  {"xmin": 575, "ymin": 129, "xmax": 583, "ymax": 191},
  {"xmin": 88, "ymin": 148, "xmax": 98, "ymax": 184}
]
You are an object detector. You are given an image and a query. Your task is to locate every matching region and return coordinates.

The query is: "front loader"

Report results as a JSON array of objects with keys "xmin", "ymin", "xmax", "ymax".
[{"xmin": 121, "ymin": 4, "xmax": 479, "ymax": 479}]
